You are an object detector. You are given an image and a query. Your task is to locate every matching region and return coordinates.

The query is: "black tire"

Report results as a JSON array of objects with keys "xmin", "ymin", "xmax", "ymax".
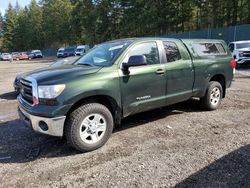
[
  {"xmin": 65, "ymin": 103, "xmax": 114, "ymax": 152},
  {"xmin": 236, "ymin": 63, "xmax": 240, "ymax": 69},
  {"xmin": 201, "ymin": 81, "xmax": 223, "ymax": 111}
]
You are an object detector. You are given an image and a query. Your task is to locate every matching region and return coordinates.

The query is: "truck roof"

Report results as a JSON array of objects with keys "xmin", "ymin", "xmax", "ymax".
[
  {"xmin": 181, "ymin": 39, "xmax": 226, "ymax": 43},
  {"xmin": 105, "ymin": 37, "xmax": 226, "ymax": 44},
  {"xmin": 76, "ymin": 45, "xmax": 85, "ymax": 49}
]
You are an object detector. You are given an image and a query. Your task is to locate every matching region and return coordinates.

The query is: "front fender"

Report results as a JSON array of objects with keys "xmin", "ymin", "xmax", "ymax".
[
  {"xmin": 58, "ymin": 68, "xmax": 121, "ymax": 114},
  {"xmin": 67, "ymin": 89, "xmax": 120, "ymax": 107}
]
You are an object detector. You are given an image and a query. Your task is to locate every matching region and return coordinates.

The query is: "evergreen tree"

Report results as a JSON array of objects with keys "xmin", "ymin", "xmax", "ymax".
[
  {"xmin": 41, "ymin": 0, "xmax": 73, "ymax": 47},
  {"xmin": 0, "ymin": 0, "xmax": 250, "ymax": 51},
  {"xmin": 71, "ymin": 0, "xmax": 97, "ymax": 44},
  {"xmin": 27, "ymin": 0, "xmax": 43, "ymax": 49},
  {"xmin": 0, "ymin": 11, "xmax": 3, "ymax": 37},
  {"xmin": 2, "ymin": 3, "xmax": 18, "ymax": 51},
  {"xmin": 13, "ymin": 7, "xmax": 29, "ymax": 51}
]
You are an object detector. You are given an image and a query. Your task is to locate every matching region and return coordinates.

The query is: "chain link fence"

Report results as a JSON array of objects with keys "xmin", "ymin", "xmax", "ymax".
[
  {"xmin": 41, "ymin": 25, "xmax": 250, "ymax": 56},
  {"xmin": 41, "ymin": 48, "xmax": 58, "ymax": 57},
  {"xmin": 162, "ymin": 24, "xmax": 250, "ymax": 44}
]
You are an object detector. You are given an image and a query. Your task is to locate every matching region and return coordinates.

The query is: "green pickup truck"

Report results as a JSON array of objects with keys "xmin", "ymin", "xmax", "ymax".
[{"xmin": 18, "ymin": 38, "xmax": 234, "ymax": 152}]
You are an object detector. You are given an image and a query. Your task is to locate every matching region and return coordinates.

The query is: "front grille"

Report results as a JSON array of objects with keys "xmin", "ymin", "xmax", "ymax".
[
  {"xmin": 20, "ymin": 79, "xmax": 33, "ymax": 105},
  {"xmin": 242, "ymin": 51, "xmax": 250, "ymax": 58}
]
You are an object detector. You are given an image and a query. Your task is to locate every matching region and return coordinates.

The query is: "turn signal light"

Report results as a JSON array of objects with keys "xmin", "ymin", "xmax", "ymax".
[{"xmin": 33, "ymin": 97, "xmax": 39, "ymax": 105}]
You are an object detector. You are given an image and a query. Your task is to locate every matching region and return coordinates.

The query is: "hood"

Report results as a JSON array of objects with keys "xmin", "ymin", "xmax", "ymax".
[
  {"xmin": 23, "ymin": 64, "xmax": 102, "ymax": 85},
  {"xmin": 239, "ymin": 47, "xmax": 250, "ymax": 52}
]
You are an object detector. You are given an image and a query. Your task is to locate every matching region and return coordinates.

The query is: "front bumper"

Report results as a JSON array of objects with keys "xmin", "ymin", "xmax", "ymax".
[
  {"xmin": 34, "ymin": 55, "xmax": 43, "ymax": 58},
  {"xmin": 18, "ymin": 106, "xmax": 66, "ymax": 137},
  {"xmin": 237, "ymin": 58, "xmax": 250, "ymax": 64}
]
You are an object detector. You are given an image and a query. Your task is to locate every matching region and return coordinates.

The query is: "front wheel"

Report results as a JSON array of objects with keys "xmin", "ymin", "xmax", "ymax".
[
  {"xmin": 236, "ymin": 63, "xmax": 240, "ymax": 69},
  {"xmin": 201, "ymin": 81, "xmax": 223, "ymax": 110},
  {"xmin": 65, "ymin": 103, "xmax": 114, "ymax": 152}
]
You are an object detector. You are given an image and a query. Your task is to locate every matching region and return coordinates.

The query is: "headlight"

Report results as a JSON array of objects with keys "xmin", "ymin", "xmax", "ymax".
[
  {"xmin": 38, "ymin": 84, "xmax": 65, "ymax": 99},
  {"xmin": 239, "ymin": 52, "xmax": 244, "ymax": 57}
]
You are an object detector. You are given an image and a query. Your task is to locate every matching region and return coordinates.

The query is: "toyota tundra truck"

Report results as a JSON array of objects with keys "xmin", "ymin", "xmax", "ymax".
[{"xmin": 18, "ymin": 38, "xmax": 234, "ymax": 152}]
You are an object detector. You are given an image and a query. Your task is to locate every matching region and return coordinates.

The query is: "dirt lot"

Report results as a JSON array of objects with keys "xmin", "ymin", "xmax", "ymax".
[{"xmin": 0, "ymin": 61, "xmax": 250, "ymax": 187}]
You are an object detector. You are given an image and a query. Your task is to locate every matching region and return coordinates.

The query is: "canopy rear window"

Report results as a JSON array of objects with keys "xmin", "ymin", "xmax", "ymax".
[{"xmin": 192, "ymin": 43, "xmax": 226, "ymax": 56}]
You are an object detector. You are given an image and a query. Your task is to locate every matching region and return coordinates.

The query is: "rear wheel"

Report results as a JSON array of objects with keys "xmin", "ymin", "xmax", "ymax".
[
  {"xmin": 65, "ymin": 103, "xmax": 114, "ymax": 152},
  {"xmin": 201, "ymin": 81, "xmax": 223, "ymax": 110}
]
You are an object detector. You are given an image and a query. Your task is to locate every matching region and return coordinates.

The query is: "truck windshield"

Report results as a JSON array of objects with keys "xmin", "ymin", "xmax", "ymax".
[
  {"xmin": 236, "ymin": 42, "xmax": 250, "ymax": 49},
  {"xmin": 65, "ymin": 48, "xmax": 75, "ymax": 52},
  {"xmin": 74, "ymin": 40, "xmax": 133, "ymax": 67}
]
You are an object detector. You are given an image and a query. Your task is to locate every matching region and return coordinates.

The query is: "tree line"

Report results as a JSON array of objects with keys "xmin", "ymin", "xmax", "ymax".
[{"xmin": 0, "ymin": 0, "xmax": 250, "ymax": 52}]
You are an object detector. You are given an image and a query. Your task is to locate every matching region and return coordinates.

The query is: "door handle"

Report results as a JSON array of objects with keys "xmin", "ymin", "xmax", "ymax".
[{"xmin": 155, "ymin": 69, "xmax": 164, "ymax": 75}]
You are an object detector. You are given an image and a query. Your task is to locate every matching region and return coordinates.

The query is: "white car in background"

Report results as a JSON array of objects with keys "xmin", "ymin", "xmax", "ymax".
[
  {"xmin": 0, "ymin": 53, "xmax": 12, "ymax": 61},
  {"xmin": 229, "ymin": 40, "xmax": 250, "ymax": 66},
  {"xmin": 75, "ymin": 45, "xmax": 90, "ymax": 56},
  {"xmin": 31, "ymin": 50, "xmax": 43, "ymax": 58},
  {"xmin": 57, "ymin": 47, "xmax": 64, "ymax": 58}
]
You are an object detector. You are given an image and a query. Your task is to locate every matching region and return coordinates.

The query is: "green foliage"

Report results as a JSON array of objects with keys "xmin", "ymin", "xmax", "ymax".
[
  {"xmin": 41, "ymin": 0, "xmax": 73, "ymax": 47},
  {"xmin": 0, "ymin": 11, "xmax": 3, "ymax": 36},
  {"xmin": 27, "ymin": 0, "xmax": 43, "ymax": 49},
  {"xmin": 2, "ymin": 3, "xmax": 18, "ymax": 51},
  {"xmin": 0, "ymin": 0, "xmax": 250, "ymax": 52},
  {"xmin": 13, "ymin": 7, "xmax": 29, "ymax": 51}
]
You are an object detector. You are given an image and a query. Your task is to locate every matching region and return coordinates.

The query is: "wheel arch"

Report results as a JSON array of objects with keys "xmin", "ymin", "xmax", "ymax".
[
  {"xmin": 209, "ymin": 74, "xmax": 226, "ymax": 98},
  {"xmin": 66, "ymin": 94, "xmax": 122, "ymax": 126}
]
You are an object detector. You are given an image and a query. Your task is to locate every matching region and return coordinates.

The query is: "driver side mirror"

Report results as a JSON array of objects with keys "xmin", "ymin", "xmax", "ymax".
[{"xmin": 122, "ymin": 55, "xmax": 147, "ymax": 71}]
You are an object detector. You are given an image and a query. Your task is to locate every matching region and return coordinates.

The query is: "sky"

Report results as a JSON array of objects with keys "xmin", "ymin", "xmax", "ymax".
[{"xmin": 0, "ymin": 0, "xmax": 31, "ymax": 15}]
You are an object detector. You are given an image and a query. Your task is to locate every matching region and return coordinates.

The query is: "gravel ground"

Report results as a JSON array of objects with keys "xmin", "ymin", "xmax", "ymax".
[
  {"xmin": 0, "ymin": 62, "xmax": 250, "ymax": 187},
  {"xmin": 0, "ymin": 60, "xmax": 53, "ymax": 95}
]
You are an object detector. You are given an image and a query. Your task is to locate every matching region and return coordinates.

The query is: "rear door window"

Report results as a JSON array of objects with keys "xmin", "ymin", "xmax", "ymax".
[{"xmin": 163, "ymin": 41, "xmax": 181, "ymax": 62}]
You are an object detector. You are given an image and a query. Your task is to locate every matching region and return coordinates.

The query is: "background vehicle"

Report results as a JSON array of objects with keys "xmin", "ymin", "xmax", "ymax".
[
  {"xmin": 12, "ymin": 52, "xmax": 29, "ymax": 61},
  {"xmin": 75, "ymin": 45, "xmax": 90, "ymax": 56},
  {"xmin": 12, "ymin": 52, "xmax": 20, "ymax": 60},
  {"xmin": 62, "ymin": 46, "xmax": 76, "ymax": 58},
  {"xmin": 18, "ymin": 38, "xmax": 233, "ymax": 153},
  {"xmin": 1, "ymin": 53, "xmax": 12, "ymax": 61},
  {"xmin": 229, "ymin": 40, "xmax": 250, "ymax": 66},
  {"xmin": 57, "ymin": 48, "xmax": 64, "ymax": 58},
  {"xmin": 24, "ymin": 52, "xmax": 35, "ymax": 60},
  {"xmin": 31, "ymin": 50, "xmax": 43, "ymax": 58}
]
